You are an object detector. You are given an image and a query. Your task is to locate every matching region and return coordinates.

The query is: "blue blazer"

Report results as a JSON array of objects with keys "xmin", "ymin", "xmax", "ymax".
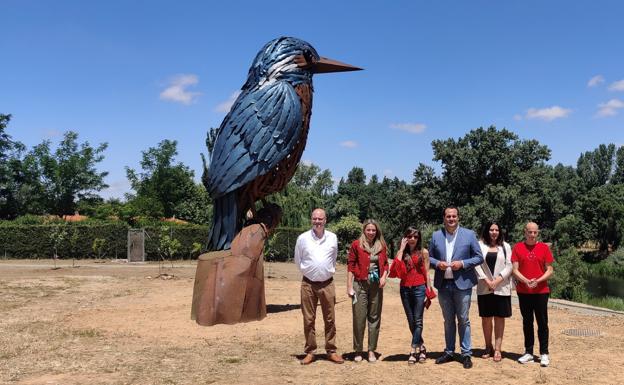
[{"xmin": 428, "ymin": 226, "xmax": 484, "ymax": 291}]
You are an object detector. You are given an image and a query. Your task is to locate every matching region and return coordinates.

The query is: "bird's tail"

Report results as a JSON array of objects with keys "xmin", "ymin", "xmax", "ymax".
[{"xmin": 208, "ymin": 191, "xmax": 238, "ymax": 251}]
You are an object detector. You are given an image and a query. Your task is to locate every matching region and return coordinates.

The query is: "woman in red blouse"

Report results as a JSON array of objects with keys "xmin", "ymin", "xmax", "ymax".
[
  {"xmin": 347, "ymin": 219, "xmax": 389, "ymax": 363},
  {"xmin": 389, "ymin": 226, "xmax": 432, "ymax": 364}
]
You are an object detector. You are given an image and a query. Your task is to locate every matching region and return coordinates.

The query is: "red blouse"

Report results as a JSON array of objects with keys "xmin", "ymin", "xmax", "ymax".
[
  {"xmin": 347, "ymin": 239, "xmax": 389, "ymax": 281},
  {"xmin": 389, "ymin": 251, "xmax": 427, "ymax": 287}
]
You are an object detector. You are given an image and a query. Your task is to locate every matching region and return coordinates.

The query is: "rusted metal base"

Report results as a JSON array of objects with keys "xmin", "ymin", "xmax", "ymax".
[{"xmin": 191, "ymin": 224, "xmax": 268, "ymax": 326}]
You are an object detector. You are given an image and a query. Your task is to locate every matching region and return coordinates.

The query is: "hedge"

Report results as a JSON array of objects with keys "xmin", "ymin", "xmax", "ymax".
[
  {"xmin": 0, "ymin": 222, "xmax": 334, "ymax": 262},
  {"xmin": 0, "ymin": 221, "xmax": 210, "ymax": 260},
  {"xmin": 0, "ymin": 222, "xmax": 128, "ymax": 259}
]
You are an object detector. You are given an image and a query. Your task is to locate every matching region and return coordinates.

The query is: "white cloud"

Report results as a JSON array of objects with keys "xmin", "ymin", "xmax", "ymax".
[
  {"xmin": 513, "ymin": 114, "xmax": 523, "ymax": 121},
  {"xmin": 43, "ymin": 129, "xmax": 61, "ymax": 138},
  {"xmin": 608, "ymin": 79, "xmax": 624, "ymax": 91},
  {"xmin": 100, "ymin": 180, "xmax": 132, "ymax": 199},
  {"xmin": 340, "ymin": 140, "xmax": 358, "ymax": 148},
  {"xmin": 383, "ymin": 169, "xmax": 393, "ymax": 177},
  {"xmin": 159, "ymin": 74, "xmax": 201, "ymax": 104},
  {"xmin": 525, "ymin": 106, "xmax": 572, "ymax": 121},
  {"xmin": 215, "ymin": 90, "xmax": 242, "ymax": 113},
  {"xmin": 587, "ymin": 75, "xmax": 605, "ymax": 88},
  {"xmin": 390, "ymin": 122, "xmax": 426, "ymax": 134},
  {"xmin": 597, "ymin": 99, "xmax": 624, "ymax": 117}
]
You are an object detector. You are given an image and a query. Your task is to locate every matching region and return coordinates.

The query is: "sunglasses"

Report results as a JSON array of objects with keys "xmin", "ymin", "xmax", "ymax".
[{"xmin": 406, "ymin": 235, "xmax": 419, "ymax": 239}]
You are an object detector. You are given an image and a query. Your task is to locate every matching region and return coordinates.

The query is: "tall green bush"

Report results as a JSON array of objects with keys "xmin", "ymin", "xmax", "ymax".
[
  {"xmin": 266, "ymin": 227, "xmax": 305, "ymax": 262},
  {"xmin": 142, "ymin": 224, "xmax": 209, "ymax": 260},
  {"xmin": 328, "ymin": 215, "xmax": 362, "ymax": 263},
  {"xmin": 550, "ymin": 246, "xmax": 588, "ymax": 301}
]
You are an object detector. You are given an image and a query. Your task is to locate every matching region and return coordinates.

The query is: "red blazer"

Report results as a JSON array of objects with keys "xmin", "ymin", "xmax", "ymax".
[{"xmin": 347, "ymin": 239, "xmax": 389, "ymax": 281}]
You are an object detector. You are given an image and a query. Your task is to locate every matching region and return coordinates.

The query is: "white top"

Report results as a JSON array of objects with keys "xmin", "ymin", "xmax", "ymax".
[
  {"xmin": 475, "ymin": 241, "xmax": 513, "ymax": 296},
  {"xmin": 444, "ymin": 229, "xmax": 457, "ymax": 279},
  {"xmin": 294, "ymin": 229, "xmax": 338, "ymax": 282}
]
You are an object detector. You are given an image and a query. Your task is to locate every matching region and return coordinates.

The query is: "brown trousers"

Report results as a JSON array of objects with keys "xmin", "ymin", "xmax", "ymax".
[{"xmin": 300, "ymin": 278, "xmax": 337, "ymax": 353}]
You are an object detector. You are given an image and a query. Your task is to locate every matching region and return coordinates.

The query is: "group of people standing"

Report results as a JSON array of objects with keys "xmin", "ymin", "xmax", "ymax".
[{"xmin": 294, "ymin": 207, "xmax": 555, "ymax": 368}]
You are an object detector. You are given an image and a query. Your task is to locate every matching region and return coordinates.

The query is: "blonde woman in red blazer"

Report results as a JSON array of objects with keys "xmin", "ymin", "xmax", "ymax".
[{"xmin": 347, "ymin": 219, "xmax": 389, "ymax": 363}]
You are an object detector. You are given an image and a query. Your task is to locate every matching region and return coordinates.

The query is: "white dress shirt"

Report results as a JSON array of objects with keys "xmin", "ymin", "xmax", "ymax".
[
  {"xmin": 444, "ymin": 229, "xmax": 457, "ymax": 279},
  {"xmin": 294, "ymin": 229, "xmax": 338, "ymax": 282}
]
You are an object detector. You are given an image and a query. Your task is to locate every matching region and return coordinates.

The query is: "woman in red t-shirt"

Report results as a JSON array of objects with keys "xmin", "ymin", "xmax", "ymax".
[
  {"xmin": 389, "ymin": 226, "xmax": 432, "ymax": 364},
  {"xmin": 347, "ymin": 219, "xmax": 389, "ymax": 363}
]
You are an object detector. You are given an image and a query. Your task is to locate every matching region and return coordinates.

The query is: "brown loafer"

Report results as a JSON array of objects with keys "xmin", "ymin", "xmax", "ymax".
[
  {"xmin": 327, "ymin": 352, "xmax": 344, "ymax": 364},
  {"xmin": 300, "ymin": 353, "xmax": 315, "ymax": 365}
]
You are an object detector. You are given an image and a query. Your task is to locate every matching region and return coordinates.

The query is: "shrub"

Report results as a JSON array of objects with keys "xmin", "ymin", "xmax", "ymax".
[
  {"xmin": 550, "ymin": 245, "xmax": 588, "ymax": 301},
  {"xmin": 142, "ymin": 224, "xmax": 209, "ymax": 260},
  {"xmin": 328, "ymin": 215, "xmax": 361, "ymax": 263},
  {"xmin": 266, "ymin": 227, "xmax": 305, "ymax": 262}
]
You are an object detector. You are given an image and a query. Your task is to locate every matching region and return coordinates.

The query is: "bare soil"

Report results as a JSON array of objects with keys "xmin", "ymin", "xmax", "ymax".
[{"xmin": 1, "ymin": 259, "xmax": 622, "ymax": 385}]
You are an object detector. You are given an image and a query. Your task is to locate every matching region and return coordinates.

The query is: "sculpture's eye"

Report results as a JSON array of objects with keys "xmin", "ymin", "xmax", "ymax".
[{"xmin": 302, "ymin": 49, "xmax": 316, "ymax": 64}]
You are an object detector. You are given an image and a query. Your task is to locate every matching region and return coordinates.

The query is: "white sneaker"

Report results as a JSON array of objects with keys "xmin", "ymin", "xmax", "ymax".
[
  {"xmin": 540, "ymin": 354, "xmax": 550, "ymax": 367},
  {"xmin": 518, "ymin": 353, "xmax": 534, "ymax": 364}
]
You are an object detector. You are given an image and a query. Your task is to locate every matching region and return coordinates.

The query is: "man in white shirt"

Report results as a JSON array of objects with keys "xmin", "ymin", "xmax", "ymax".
[{"xmin": 294, "ymin": 208, "xmax": 344, "ymax": 365}]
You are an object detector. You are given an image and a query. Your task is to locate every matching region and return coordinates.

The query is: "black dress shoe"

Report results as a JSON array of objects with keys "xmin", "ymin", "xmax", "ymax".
[
  {"xmin": 435, "ymin": 353, "xmax": 454, "ymax": 364},
  {"xmin": 462, "ymin": 356, "xmax": 473, "ymax": 369}
]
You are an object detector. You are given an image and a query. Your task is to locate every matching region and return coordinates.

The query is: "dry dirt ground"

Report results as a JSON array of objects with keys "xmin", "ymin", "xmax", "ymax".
[{"xmin": 1, "ymin": 259, "xmax": 623, "ymax": 385}]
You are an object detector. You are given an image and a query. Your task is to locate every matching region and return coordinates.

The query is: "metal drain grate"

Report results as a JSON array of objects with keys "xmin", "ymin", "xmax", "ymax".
[{"xmin": 561, "ymin": 328, "xmax": 602, "ymax": 337}]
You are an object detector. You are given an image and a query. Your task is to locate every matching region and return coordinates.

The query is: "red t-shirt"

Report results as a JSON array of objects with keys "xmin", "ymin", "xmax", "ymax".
[
  {"xmin": 511, "ymin": 242, "xmax": 554, "ymax": 294},
  {"xmin": 389, "ymin": 251, "xmax": 427, "ymax": 287}
]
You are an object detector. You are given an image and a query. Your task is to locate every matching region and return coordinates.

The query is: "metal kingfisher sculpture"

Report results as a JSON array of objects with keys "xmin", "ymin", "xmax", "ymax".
[
  {"xmin": 205, "ymin": 36, "xmax": 361, "ymax": 250},
  {"xmin": 192, "ymin": 37, "xmax": 361, "ymax": 326}
]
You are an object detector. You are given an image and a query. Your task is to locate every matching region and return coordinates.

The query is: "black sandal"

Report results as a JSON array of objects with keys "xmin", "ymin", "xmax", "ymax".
[
  {"xmin": 408, "ymin": 352, "xmax": 417, "ymax": 364},
  {"xmin": 418, "ymin": 346, "xmax": 427, "ymax": 363}
]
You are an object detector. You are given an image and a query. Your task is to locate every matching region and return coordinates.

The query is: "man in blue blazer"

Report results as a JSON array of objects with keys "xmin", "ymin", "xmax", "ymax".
[{"xmin": 429, "ymin": 206, "xmax": 483, "ymax": 369}]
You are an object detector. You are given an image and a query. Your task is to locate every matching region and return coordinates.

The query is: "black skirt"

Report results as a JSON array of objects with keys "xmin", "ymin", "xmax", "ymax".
[{"xmin": 477, "ymin": 293, "xmax": 512, "ymax": 318}]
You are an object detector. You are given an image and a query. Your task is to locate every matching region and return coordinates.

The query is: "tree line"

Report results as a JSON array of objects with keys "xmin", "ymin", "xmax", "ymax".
[{"xmin": 3, "ymin": 113, "xmax": 624, "ymax": 256}]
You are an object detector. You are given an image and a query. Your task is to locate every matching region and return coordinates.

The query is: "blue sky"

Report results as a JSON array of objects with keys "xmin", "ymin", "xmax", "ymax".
[{"xmin": 2, "ymin": 1, "xmax": 623, "ymax": 199}]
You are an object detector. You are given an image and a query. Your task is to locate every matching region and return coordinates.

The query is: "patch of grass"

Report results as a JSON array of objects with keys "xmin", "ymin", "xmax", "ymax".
[
  {"xmin": 221, "ymin": 357, "xmax": 242, "ymax": 364},
  {"xmin": 584, "ymin": 296, "xmax": 624, "ymax": 311},
  {"xmin": 71, "ymin": 328, "xmax": 102, "ymax": 338}
]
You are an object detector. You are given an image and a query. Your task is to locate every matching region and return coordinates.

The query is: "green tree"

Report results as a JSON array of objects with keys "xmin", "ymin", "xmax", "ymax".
[
  {"xmin": 411, "ymin": 163, "xmax": 445, "ymax": 225},
  {"xmin": 336, "ymin": 167, "xmax": 369, "ymax": 221},
  {"xmin": 92, "ymin": 238, "xmax": 107, "ymax": 259},
  {"xmin": 24, "ymin": 131, "xmax": 108, "ymax": 216},
  {"xmin": 576, "ymin": 143, "xmax": 616, "ymax": 190},
  {"xmin": 174, "ymin": 183, "xmax": 213, "ymax": 225},
  {"xmin": 158, "ymin": 225, "xmax": 181, "ymax": 272},
  {"xmin": 126, "ymin": 140, "xmax": 196, "ymax": 219},
  {"xmin": 267, "ymin": 162, "xmax": 333, "ymax": 228},
  {"xmin": 550, "ymin": 246, "xmax": 588, "ymax": 301},
  {"xmin": 328, "ymin": 214, "xmax": 361, "ymax": 262},
  {"xmin": 611, "ymin": 145, "xmax": 624, "ymax": 184},
  {"xmin": 0, "ymin": 114, "xmax": 29, "ymax": 218},
  {"xmin": 431, "ymin": 126, "xmax": 550, "ymax": 208},
  {"xmin": 49, "ymin": 225, "xmax": 68, "ymax": 269},
  {"xmin": 575, "ymin": 184, "xmax": 624, "ymax": 251}
]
